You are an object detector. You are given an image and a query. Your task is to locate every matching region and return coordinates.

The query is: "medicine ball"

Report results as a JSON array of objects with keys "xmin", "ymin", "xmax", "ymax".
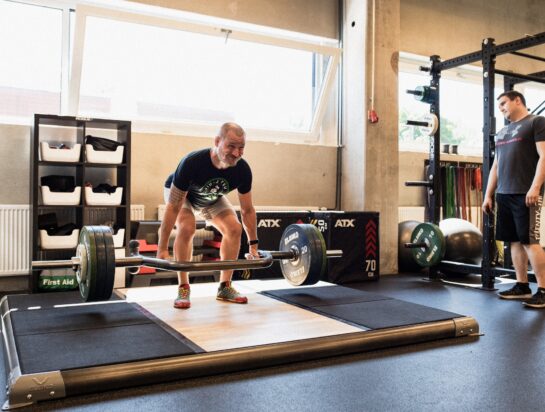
[
  {"xmin": 439, "ymin": 218, "xmax": 482, "ymax": 264},
  {"xmin": 398, "ymin": 220, "xmax": 423, "ymax": 272}
]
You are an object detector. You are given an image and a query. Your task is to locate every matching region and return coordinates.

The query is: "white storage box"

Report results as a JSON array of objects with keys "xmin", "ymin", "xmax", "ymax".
[
  {"xmin": 111, "ymin": 228, "xmax": 125, "ymax": 248},
  {"xmin": 85, "ymin": 187, "xmax": 123, "ymax": 205},
  {"xmin": 41, "ymin": 186, "xmax": 81, "ymax": 206},
  {"xmin": 85, "ymin": 144, "xmax": 124, "ymax": 164},
  {"xmin": 40, "ymin": 229, "xmax": 79, "ymax": 250},
  {"xmin": 40, "ymin": 142, "xmax": 81, "ymax": 163}
]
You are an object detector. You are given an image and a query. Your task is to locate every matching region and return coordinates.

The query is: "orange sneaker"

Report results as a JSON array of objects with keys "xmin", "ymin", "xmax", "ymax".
[
  {"xmin": 174, "ymin": 284, "xmax": 191, "ymax": 309},
  {"xmin": 216, "ymin": 281, "xmax": 248, "ymax": 304}
]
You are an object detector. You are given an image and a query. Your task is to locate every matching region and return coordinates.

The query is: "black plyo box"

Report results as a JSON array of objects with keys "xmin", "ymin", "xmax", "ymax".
[{"xmin": 310, "ymin": 211, "xmax": 380, "ymax": 283}]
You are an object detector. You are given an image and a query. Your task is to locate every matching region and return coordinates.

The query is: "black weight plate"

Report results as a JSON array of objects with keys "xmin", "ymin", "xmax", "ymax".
[
  {"xmin": 100, "ymin": 226, "xmax": 116, "ymax": 301},
  {"xmin": 90, "ymin": 227, "xmax": 106, "ymax": 301},
  {"xmin": 88, "ymin": 226, "xmax": 105, "ymax": 301},
  {"xmin": 280, "ymin": 224, "xmax": 326, "ymax": 286},
  {"xmin": 78, "ymin": 226, "xmax": 116, "ymax": 302},
  {"xmin": 410, "ymin": 222, "xmax": 445, "ymax": 267},
  {"xmin": 306, "ymin": 224, "xmax": 327, "ymax": 284},
  {"xmin": 89, "ymin": 226, "xmax": 115, "ymax": 302}
]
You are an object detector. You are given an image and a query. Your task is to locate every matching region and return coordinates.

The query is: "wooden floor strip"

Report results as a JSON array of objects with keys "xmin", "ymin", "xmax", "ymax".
[{"xmin": 118, "ymin": 280, "xmax": 363, "ymax": 352}]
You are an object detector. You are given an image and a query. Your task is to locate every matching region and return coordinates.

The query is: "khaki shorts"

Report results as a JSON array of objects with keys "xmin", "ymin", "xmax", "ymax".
[{"xmin": 163, "ymin": 187, "xmax": 235, "ymax": 221}]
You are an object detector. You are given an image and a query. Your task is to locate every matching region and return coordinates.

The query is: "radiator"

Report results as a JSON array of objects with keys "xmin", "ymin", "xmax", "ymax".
[
  {"xmin": 0, "ymin": 205, "xmax": 30, "ymax": 275},
  {"xmin": 131, "ymin": 204, "xmax": 145, "ymax": 221},
  {"xmin": 83, "ymin": 205, "xmax": 145, "ymax": 226}
]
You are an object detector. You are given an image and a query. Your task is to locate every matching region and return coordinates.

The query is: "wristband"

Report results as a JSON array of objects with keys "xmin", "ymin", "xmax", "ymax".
[{"xmin": 248, "ymin": 239, "xmax": 259, "ymax": 246}]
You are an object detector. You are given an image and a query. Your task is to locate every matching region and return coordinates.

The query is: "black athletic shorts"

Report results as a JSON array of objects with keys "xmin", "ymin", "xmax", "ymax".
[{"xmin": 495, "ymin": 193, "xmax": 542, "ymax": 245}]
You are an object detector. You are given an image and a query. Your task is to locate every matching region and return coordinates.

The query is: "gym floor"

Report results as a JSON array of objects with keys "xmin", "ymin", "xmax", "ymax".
[{"xmin": 2, "ymin": 273, "xmax": 544, "ymax": 411}]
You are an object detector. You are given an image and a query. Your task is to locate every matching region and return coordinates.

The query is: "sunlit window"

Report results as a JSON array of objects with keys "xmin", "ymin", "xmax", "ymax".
[
  {"xmin": 518, "ymin": 83, "xmax": 545, "ymax": 116},
  {"xmin": 0, "ymin": 0, "xmax": 63, "ymax": 122},
  {"xmin": 399, "ymin": 54, "xmax": 505, "ymax": 156},
  {"xmin": 71, "ymin": 6, "xmax": 339, "ymax": 140}
]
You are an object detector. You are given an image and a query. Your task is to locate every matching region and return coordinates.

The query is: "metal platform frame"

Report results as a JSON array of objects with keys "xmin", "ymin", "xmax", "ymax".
[
  {"xmin": 411, "ymin": 32, "xmax": 545, "ymax": 288},
  {"xmin": 0, "ymin": 294, "xmax": 478, "ymax": 409}
]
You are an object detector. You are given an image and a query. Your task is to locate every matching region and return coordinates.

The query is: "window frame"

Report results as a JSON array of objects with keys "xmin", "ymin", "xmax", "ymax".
[
  {"xmin": 0, "ymin": 0, "xmax": 73, "ymax": 123},
  {"xmin": 69, "ymin": 4, "xmax": 341, "ymax": 143}
]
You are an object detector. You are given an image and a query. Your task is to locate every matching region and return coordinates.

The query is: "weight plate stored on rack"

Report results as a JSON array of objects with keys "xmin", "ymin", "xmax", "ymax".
[{"xmin": 410, "ymin": 222, "xmax": 446, "ymax": 267}]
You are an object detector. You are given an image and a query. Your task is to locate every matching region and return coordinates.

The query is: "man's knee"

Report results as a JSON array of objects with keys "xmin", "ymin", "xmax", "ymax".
[
  {"xmin": 175, "ymin": 214, "xmax": 196, "ymax": 241},
  {"xmin": 221, "ymin": 222, "xmax": 242, "ymax": 239},
  {"xmin": 525, "ymin": 243, "xmax": 545, "ymax": 257},
  {"xmin": 177, "ymin": 225, "xmax": 196, "ymax": 240}
]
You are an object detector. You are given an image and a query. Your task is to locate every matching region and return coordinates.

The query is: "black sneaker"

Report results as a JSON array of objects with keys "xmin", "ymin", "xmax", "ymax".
[
  {"xmin": 523, "ymin": 289, "xmax": 545, "ymax": 308},
  {"xmin": 498, "ymin": 283, "xmax": 532, "ymax": 300}
]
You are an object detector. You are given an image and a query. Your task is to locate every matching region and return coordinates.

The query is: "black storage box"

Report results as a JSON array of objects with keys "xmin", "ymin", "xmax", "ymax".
[
  {"xmin": 238, "ymin": 211, "xmax": 312, "ymax": 279},
  {"xmin": 310, "ymin": 211, "xmax": 380, "ymax": 283}
]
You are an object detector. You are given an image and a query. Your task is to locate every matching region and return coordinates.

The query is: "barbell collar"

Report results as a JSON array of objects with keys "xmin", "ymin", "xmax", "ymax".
[
  {"xmin": 406, "ymin": 89, "xmax": 423, "ymax": 96},
  {"xmin": 404, "ymin": 242, "xmax": 428, "ymax": 249},
  {"xmin": 32, "ymin": 259, "xmax": 80, "ymax": 270},
  {"xmin": 406, "ymin": 120, "xmax": 431, "ymax": 127},
  {"xmin": 405, "ymin": 181, "xmax": 433, "ymax": 187}
]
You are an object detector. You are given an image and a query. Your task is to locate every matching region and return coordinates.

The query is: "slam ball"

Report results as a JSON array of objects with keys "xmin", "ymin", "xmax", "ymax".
[{"xmin": 439, "ymin": 218, "xmax": 482, "ymax": 264}]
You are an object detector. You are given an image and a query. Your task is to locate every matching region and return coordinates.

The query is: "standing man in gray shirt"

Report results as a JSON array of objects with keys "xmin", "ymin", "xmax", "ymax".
[{"xmin": 483, "ymin": 91, "xmax": 545, "ymax": 308}]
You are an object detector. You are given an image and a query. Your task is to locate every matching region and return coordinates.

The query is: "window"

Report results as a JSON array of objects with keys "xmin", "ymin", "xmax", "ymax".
[
  {"xmin": 399, "ymin": 53, "xmax": 504, "ymax": 156},
  {"xmin": 0, "ymin": 0, "xmax": 64, "ymax": 122},
  {"xmin": 0, "ymin": 1, "xmax": 339, "ymax": 143},
  {"xmin": 517, "ymin": 83, "xmax": 545, "ymax": 116},
  {"xmin": 70, "ymin": 5, "xmax": 340, "ymax": 142}
]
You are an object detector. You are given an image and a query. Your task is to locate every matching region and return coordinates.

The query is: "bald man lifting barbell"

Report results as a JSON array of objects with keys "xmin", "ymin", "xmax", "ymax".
[{"xmin": 159, "ymin": 122, "xmax": 260, "ymax": 309}]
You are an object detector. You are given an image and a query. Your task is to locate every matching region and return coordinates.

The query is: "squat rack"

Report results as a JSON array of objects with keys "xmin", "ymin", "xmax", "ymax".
[{"xmin": 410, "ymin": 32, "xmax": 545, "ymax": 289}]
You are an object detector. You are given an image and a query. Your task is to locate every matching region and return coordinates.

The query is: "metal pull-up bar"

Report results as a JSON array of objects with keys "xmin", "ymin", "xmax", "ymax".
[{"xmin": 435, "ymin": 31, "xmax": 545, "ymax": 71}]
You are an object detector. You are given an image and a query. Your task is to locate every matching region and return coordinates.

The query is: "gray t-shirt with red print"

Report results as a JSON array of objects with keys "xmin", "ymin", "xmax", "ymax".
[{"xmin": 495, "ymin": 114, "xmax": 545, "ymax": 194}]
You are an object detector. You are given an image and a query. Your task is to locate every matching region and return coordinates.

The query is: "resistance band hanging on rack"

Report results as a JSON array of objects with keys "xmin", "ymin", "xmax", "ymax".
[
  {"xmin": 473, "ymin": 167, "xmax": 483, "ymax": 232},
  {"xmin": 435, "ymin": 162, "xmax": 483, "ymax": 223},
  {"xmin": 466, "ymin": 167, "xmax": 473, "ymax": 223},
  {"xmin": 458, "ymin": 166, "xmax": 467, "ymax": 220},
  {"xmin": 445, "ymin": 165, "xmax": 456, "ymax": 218}
]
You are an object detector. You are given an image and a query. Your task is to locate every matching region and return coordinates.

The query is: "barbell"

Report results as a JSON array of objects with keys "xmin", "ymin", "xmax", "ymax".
[{"xmin": 32, "ymin": 224, "xmax": 343, "ymax": 302}]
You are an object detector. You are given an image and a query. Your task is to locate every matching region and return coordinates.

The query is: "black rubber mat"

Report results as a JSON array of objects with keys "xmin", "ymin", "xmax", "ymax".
[
  {"xmin": 260, "ymin": 286, "xmax": 462, "ymax": 329},
  {"xmin": 9, "ymin": 299, "xmax": 203, "ymax": 374},
  {"xmin": 258, "ymin": 285, "xmax": 388, "ymax": 306},
  {"xmin": 6, "ymin": 290, "xmax": 118, "ymax": 309}
]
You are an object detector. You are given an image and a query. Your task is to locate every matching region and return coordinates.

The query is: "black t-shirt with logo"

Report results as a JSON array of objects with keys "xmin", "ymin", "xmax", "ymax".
[
  {"xmin": 165, "ymin": 148, "xmax": 252, "ymax": 208},
  {"xmin": 495, "ymin": 114, "xmax": 545, "ymax": 194}
]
